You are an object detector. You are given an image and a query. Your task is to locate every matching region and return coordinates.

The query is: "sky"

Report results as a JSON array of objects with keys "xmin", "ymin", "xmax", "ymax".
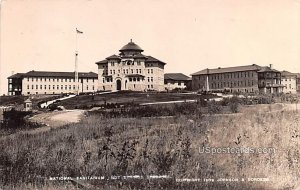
[{"xmin": 0, "ymin": 0, "xmax": 300, "ymax": 95}]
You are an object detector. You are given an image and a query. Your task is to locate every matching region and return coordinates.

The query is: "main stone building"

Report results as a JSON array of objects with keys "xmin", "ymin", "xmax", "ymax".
[{"xmin": 96, "ymin": 40, "xmax": 166, "ymax": 91}]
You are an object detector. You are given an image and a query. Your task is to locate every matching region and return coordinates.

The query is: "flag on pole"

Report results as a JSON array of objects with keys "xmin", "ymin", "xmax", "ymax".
[{"xmin": 76, "ymin": 28, "xmax": 83, "ymax": 34}]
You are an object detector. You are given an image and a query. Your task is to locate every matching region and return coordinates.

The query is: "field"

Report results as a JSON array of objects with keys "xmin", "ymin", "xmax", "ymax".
[
  {"xmin": 0, "ymin": 99, "xmax": 300, "ymax": 189},
  {"xmin": 58, "ymin": 91, "xmax": 218, "ymax": 109}
]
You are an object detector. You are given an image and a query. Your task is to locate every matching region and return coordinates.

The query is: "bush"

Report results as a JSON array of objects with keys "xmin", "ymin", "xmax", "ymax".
[{"xmin": 207, "ymin": 101, "xmax": 222, "ymax": 114}]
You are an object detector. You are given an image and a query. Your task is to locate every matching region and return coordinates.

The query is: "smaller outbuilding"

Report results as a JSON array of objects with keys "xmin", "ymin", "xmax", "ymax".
[
  {"xmin": 281, "ymin": 71, "xmax": 297, "ymax": 94},
  {"xmin": 24, "ymin": 98, "xmax": 32, "ymax": 111},
  {"xmin": 164, "ymin": 73, "xmax": 192, "ymax": 91}
]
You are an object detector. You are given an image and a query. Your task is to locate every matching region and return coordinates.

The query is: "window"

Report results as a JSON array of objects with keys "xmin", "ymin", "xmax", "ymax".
[
  {"xmin": 40, "ymin": 85, "xmax": 43, "ymax": 89},
  {"xmin": 92, "ymin": 86, "xmax": 94, "ymax": 90},
  {"xmin": 53, "ymin": 85, "xmax": 55, "ymax": 90},
  {"xmin": 131, "ymin": 69, "xmax": 133, "ymax": 74},
  {"xmin": 36, "ymin": 78, "xmax": 38, "ymax": 81},
  {"xmin": 147, "ymin": 77, "xmax": 150, "ymax": 82},
  {"xmin": 137, "ymin": 78, "xmax": 140, "ymax": 82},
  {"xmin": 137, "ymin": 60, "xmax": 141, "ymax": 65},
  {"xmin": 32, "ymin": 78, "xmax": 34, "ymax": 82},
  {"xmin": 73, "ymin": 85, "xmax": 75, "ymax": 90},
  {"xmin": 139, "ymin": 69, "xmax": 141, "ymax": 73},
  {"xmin": 136, "ymin": 69, "xmax": 138, "ymax": 73},
  {"xmin": 65, "ymin": 85, "xmax": 67, "ymax": 90},
  {"xmin": 27, "ymin": 78, "xmax": 29, "ymax": 82},
  {"xmin": 129, "ymin": 78, "xmax": 132, "ymax": 82},
  {"xmin": 86, "ymin": 79, "xmax": 88, "ymax": 82},
  {"xmin": 133, "ymin": 78, "xmax": 136, "ymax": 82},
  {"xmin": 151, "ymin": 69, "xmax": 153, "ymax": 74},
  {"xmin": 36, "ymin": 85, "xmax": 38, "ymax": 89},
  {"xmin": 151, "ymin": 77, "xmax": 153, "ymax": 82},
  {"xmin": 27, "ymin": 85, "xmax": 29, "ymax": 89},
  {"xmin": 87, "ymin": 86, "xmax": 89, "ymax": 90},
  {"xmin": 69, "ymin": 79, "xmax": 71, "ymax": 82},
  {"xmin": 49, "ymin": 85, "xmax": 51, "ymax": 90}
]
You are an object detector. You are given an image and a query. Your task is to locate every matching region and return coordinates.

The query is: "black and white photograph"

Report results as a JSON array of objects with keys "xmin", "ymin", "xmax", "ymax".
[{"xmin": 0, "ymin": 0, "xmax": 300, "ymax": 189}]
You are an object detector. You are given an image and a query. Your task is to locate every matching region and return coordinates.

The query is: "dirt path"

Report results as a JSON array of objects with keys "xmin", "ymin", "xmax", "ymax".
[{"xmin": 1, "ymin": 110, "xmax": 84, "ymax": 140}]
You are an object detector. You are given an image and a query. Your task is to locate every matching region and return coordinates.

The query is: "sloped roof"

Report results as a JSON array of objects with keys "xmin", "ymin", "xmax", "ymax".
[
  {"xmin": 95, "ymin": 59, "xmax": 108, "ymax": 65},
  {"xmin": 7, "ymin": 73, "xmax": 25, "ymax": 79},
  {"xmin": 281, "ymin": 70, "xmax": 297, "ymax": 77},
  {"xmin": 119, "ymin": 40, "xmax": 144, "ymax": 52},
  {"xmin": 106, "ymin": 54, "xmax": 121, "ymax": 60},
  {"xmin": 257, "ymin": 66, "xmax": 280, "ymax": 73},
  {"xmin": 133, "ymin": 53, "xmax": 147, "ymax": 59},
  {"xmin": 191, "ymin": 64, "xmax": 262, "ymax": 75},
  {"xmin": 145, "ymin": 56, "xmax": 166, "ymax": 65},
  {"xmin": 24, "ymin": 98, "xmax": 32, "ymax": 103},
  {"xmin": 164, "ymin": 73, "xmax": 191, "ymax": 81},
  {"xmin": 9, "ymin": 71, "xmax": 98, "ymax": 78}
]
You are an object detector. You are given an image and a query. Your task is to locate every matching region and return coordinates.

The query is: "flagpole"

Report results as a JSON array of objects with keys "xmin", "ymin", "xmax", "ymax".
[{"xmin": 75, "ymin": 28, "xmax": 79, "ymax": 95}]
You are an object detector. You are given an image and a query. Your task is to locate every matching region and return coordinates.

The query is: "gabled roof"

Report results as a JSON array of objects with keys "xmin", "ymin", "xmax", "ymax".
[
  {"xmin": 95, "ymin": 59, "xmax": 108, "ymax": 65},
  {"xmin": 9, "ymin": 71, "xmax": 98, "ymax": 79},
  {"xmin": 145, "ymin": 56, "xmax": 166, "ymax": 65},
  {"xmin": 7, "ymin": 73, "xmax": 25, "ymax": 79},
  {"xmin": 106, "ymin": 54, "xmax": 121, "ymax": 60},
  {"xmin": 24, "ymin": 98, "xmax": 32, "ymax": 103},
  {"xmin": 164, "ymin": 73, "xmax": 191, "ymax": 81},
  {"xmin": 191, "ymin": 64, "xmax": 262, "ymax": 75}
]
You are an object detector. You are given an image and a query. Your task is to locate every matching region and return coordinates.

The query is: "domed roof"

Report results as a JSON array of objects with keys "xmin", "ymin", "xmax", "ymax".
[{"xmin": 119, "ymin": 39, "xmax": 143, "ymax": 52}]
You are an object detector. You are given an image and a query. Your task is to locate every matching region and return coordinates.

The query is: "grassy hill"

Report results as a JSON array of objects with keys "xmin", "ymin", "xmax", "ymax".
[{"xmin": 0, "ymin": 103, "xmax": 299, "ymax": 189}]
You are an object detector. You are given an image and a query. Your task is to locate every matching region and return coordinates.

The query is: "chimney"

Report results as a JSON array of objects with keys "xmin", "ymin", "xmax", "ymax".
[{"xmin": 269, "ymin": 64, "xmax": 273, "ymax": 69}]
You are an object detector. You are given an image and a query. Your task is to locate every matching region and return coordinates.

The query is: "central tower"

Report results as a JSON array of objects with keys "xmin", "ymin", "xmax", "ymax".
[{"xmin": 96, "ymin": 40, "xmax": 166, "ymax": 92}]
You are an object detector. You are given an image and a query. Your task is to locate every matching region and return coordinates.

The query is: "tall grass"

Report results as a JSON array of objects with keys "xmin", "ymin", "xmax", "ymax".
[{"xmin": 0, "ymin": 108, "xmax": 299, "ymax": 189}]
